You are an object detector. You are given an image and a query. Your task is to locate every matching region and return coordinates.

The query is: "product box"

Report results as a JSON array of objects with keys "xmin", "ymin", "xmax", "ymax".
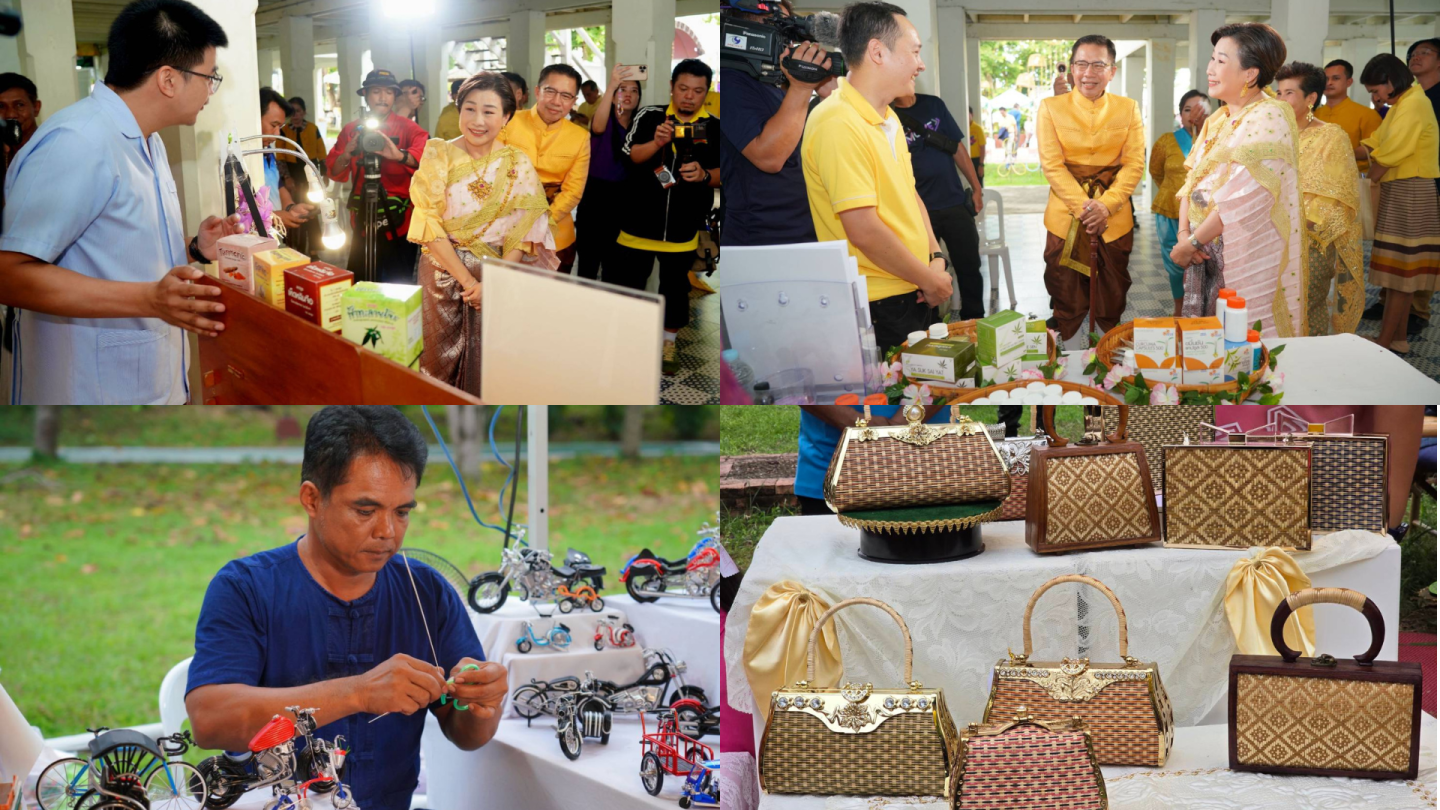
[
  {"xmin": 341, "ymin": 282, "xmax": 423, "ymax": 367},
  {"xmin": 980, "ymin": 357, "xmax": 1022, "ymax": 385},
  {"xmin": 902, "ymin": 338, "xmax": 975, "ymax": 384},
  {"xmin": 1020, "ymin": 352, "xmax": 1050, "ymax": 374},
  {"xmin": 976, "ymin": 310, "xmax": 1026, "ymax": 365},
  {"xmin": 1025, "ymin": 318, "xmax": 1048, "ymax": 355},
  {"xmin": 215, "ymin": 233, "xmax": 278, "ymax": 294},
  {"xmin": 1178, "ymin": 316, "xmax": 1225, "ymax": 386},
  {"xmin": 1134, "ymin": 317, "xmax": 1180, "ymax": 385},
  {"xmin": 285, "ymin": 261, "xmax": 354, "ymax": 331},
  {"xmin": 252, "ymin": 248, "xmax": 311, "ymax": 308}
]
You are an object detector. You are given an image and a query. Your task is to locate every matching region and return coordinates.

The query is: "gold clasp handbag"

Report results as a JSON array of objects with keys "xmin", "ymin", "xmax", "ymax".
[
  {"xmin": 758, "ymin": 597, "xmax": 960, "ymax": 798},
  {"xmin": 985, "ymin": 574, "xmax": 1174, "ymax": 766},
  {"xmin": 1229, "ymin": 587, "xmax": 1422, "ymax": 780}
]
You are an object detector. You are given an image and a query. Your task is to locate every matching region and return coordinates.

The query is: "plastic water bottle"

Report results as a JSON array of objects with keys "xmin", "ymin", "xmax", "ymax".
[{"xmin": 723, "ymin": 349, "xmax": 754, "ymax": 392}]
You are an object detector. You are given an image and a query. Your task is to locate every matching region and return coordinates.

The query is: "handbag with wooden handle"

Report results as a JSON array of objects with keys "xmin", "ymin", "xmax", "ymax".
[
  {"xmin": 1229, "ymin": 587, "xmax": 1422, "ymax": 780},
  {"xmin": 1026, "ymin": 405, "xmax": 1161, "ymax": 553},
  {"xmin": 758, "ymin": 597, "xmax": 960, "ymax": 798},
  {"xmin": 984, "ymin": 574, "xmax": 1173, "ymax": 766},
  {"xmin": 824, "ymin": 403, "xmax": 1011, "ymax": 513}
]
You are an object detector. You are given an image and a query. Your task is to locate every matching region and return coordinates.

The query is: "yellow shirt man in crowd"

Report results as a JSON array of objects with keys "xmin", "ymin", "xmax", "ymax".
[
  {"xmin": 500, "ymin": 64, "xmax": 592, "ymax": 272},
  {"xmin": 1316, "ymin": 59, "xmax": 1381, "ymax": 172},
  {"xmin": 968, "ymin": 107, "xmax": 985, "ymax": 184},
  {"xmin": 802, "ymin": 0, "xmax": 951, "ymax": 351},
  {"xmin": 434, "ymin": 79, "xmax": 463, "ymax": 141},
  {"xmin": 1036, "ymin": 34, "xmax": 1145, "ymax": 344}
]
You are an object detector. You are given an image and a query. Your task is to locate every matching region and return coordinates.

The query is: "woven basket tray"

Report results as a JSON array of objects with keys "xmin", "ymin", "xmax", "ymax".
[
  {"xmin": 899, "ymin": 319, "xmax": 1057, "ymax": 391},
  {"xmin": 946, "ymin": 379, "xmax": 1123, "ymax": 405},
  {"xmin": 1095, "ymin": 320, "xmax": 1270, "ymax": 395}
]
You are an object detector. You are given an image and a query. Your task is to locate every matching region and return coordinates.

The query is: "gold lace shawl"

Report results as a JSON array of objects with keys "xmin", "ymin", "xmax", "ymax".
[
  {"xmin": 1298, "ymin": 121, "xmax": 1364, "ymax": 335},
  {"xmin": 408, "ymin": 140, "xmax": 551, "ymax": 258}
]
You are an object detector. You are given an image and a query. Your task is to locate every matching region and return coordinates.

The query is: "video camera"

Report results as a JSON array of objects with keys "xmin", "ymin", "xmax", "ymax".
[
  {"xmin": 356, "ymin": 108, "xmax": 393, "ymax": 156},
  {"xmin": 721, "ymin": 0, "xmax": 845, "ymax": 88},
  {"xmin": 0, "ymin": 119, "xmax": 21, "ymax": 150}
]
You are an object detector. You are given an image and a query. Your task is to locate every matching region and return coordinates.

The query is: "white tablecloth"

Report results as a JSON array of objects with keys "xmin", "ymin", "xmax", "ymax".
[
  {"xmin": 724, "ymin": 517, "xmax": 1400, "ymax": 735},
  {"xmin": 1261, "ymin": 334, "xmax": 1440, "ymax": 404},
  {"xmin": 742, "ymin": 714, "xmax": 1437, "ymax": 810},
  {"xmin": 422, "ymin": 714, "xmax": 700, "ymax": 810},
  {"xmin": 604, "ymin": 594, "xmax": 721, "ymax": 704}
]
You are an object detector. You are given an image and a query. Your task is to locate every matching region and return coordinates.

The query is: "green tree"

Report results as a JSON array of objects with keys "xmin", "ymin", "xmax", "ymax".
[{"xmin": 978, "ymin": 40, "xmax": 1076, "ymax": 101}]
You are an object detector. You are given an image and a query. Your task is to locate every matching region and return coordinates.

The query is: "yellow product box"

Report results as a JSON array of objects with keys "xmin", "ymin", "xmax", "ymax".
[
  {"xmin": 252, "ymin": 248, "xmax": 311, "ymax": 308},
  {"xmin": 1178, "ymin": 317, "xmax": 1224, "ymax": 386},
  {"xmin": 1133, "ymin": 317, "xmax": 1180, "ymax": 385}
]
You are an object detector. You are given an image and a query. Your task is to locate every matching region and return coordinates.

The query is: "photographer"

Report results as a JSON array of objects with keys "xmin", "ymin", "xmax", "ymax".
[
  {"xmin": 893, "ymin": 91, "xmax": 985, "ymax": 318},
  {"xmin": 719, "ymin": 0, "xmax": 831, "ymax": 247},
  {"xmin": 0, "ymin": 73, "xmax": 40, "ymax": 160},
  {"xmin": 618, "ymin": 59, "xmax": 721, "ymax": 375},
  {"xmin": 326, "ymin": 69, "xmax": 429, "ymax": 283}
]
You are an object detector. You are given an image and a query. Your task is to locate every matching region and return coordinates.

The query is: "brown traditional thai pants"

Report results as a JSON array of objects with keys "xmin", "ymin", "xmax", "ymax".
[{"xmin": 1043, "ymin": 229, "xmax": 1134, "ymax": 340}]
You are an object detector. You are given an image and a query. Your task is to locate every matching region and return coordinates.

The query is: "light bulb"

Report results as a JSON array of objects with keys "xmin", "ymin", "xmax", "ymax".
[
  {"xmin": 321, "ymin": 198, "xmax": 347, "ymax": 250},
  {"xmin": 305, "ymin": 165, "xmax": 326, "ymax": 202},
  {"xmin": 365, "ymin": 118, "xmax": 379, "ymax": 130}
]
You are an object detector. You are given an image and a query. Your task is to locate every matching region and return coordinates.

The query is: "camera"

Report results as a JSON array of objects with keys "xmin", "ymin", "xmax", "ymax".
[
  {"xmin": 721, "ymin": 0, "xmax": 845, "ymax": 88},
  {"xmin": 0, "ymin": 119, "xmax": 20, "ymax": 150},
  {"xmin": 673, "ymin": 119, "xmax": 714, "ymax": 144},
  {"xmin": 357, "ymin": 111, "xmax": 392, "ymax": 155}
]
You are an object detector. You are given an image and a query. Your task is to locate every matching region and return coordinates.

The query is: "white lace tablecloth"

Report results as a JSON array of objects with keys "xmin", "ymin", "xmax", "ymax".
[
  {"xmin": 725, "ymin": 517, "xmax": 1399, "ymax": 732},
  {"xmin": 738, "ymin": 714, "xmax": 1437, "ymax": 810}
]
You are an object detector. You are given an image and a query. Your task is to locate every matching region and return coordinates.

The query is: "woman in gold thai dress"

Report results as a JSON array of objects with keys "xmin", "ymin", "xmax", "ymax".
[
  {"xmin": 1172, "ymin": 23, "xmax": 1305, "ymax": 339},
  {"xmin": 407, "ymin": 72, "xmax": 558, "ymax": 396},
  {"xmin": 1275, "ymin": 62, "xmax": 1363, "ymax": 336}
]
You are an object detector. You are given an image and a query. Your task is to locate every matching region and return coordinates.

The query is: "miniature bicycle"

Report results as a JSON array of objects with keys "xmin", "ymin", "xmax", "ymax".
[
  {"xmin": 515, "ymin": 620, "xmax": 572, "ymax": 653},
  {"xmin": 678, "ymin": 760, "xmax": 720, "ymax": 808},
  {"xmin": 593, "ymin": 615, "xmax": 636, "ymax": 651},
  {"xmin": 36, "ymin": 729, "xmax": 207, "ymax": 810}
]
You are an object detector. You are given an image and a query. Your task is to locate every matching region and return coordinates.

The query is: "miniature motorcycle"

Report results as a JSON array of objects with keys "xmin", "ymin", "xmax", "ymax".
[
  {"xmin": 554, "ymin": 676, "xmax": 614, "ymax": 761},
  {"xmin": 467, "ymin": 541, "xmax": 606, "ymax": 614},
  {"xmin": 554, "ymin": 581, "xmax": 605, "ymax": 614},
  {"xmin": 512, "ymin": 650, "xmax": 710, "ymax": 736},
  {"xmin": 678, "ymin": 760, "xmax": 720, "ymax": 808},
  {"xmin": 593, "ymin": 615, "xmax": 636, "ymax": 651},
  {"xmin": 620, "ymin": 523, "xmax": 721, "ymax": 613},
  {"xmin": 36, "ymin": 728, "xmax": 207, "ymax": 810},
  {"xmin": 516, "ymin": 620, "xmax": 572, "ymax": 653},
  {"xmin": 195, "ymin": 707, "xmax": 346, "ymax": 810}
]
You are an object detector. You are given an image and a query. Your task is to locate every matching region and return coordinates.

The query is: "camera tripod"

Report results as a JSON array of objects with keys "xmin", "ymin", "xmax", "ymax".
[{"xmin": 352, "ymin": 150, "xmax": 385, "ymax": 284}]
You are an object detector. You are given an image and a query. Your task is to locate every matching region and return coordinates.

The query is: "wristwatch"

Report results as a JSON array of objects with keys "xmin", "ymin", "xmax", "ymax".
[
  {"xmin": 929, "ymin": 252, "xmax": 950, "ymax": 271},
  {"xmin": 1188, "ymin": 234, "xmax": 1203, "ymax": 250},
  {"xmin": 188, "ymin": 235, "xmax": 206, "ymax": 264}
]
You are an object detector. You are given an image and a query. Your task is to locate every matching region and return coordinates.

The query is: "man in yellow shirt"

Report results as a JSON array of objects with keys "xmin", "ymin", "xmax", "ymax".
[
  {"xmin": 572, "ymin": 79, "xmax": 600, "ymax": 128},
  {"xmin": 968, "ymin": 106, "xmax": 985, "ymax": 185},
  {"xmin": 802, "ymin": 1, "xmax": 951, "ymax": 352},
  {"xmin": 499, "ymin": 64, "xmax": 591, "ymax": 272},
  {"xmin": 1316, "ymin": 59, "xmax": 1381, "ymax": 172},
  {"xmin": 434, "ymin": 79, "xmax": 462, "ymax": 140},
  {"xmin": 1036, "ymin": 34, "xmax": 1144, "ymax": 344}
]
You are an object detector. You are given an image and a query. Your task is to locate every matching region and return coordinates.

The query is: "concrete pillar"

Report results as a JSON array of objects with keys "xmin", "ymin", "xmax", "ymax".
[
  {"xmin": 508, "ymin": 10, "xmax": 546, "ymax": 104},
  {"xmin": 902, "ymin": 0, "xmax": 940, "ymax": 96},
  {"xmin": 17, "ymin": 0, "xmax": 78, "ymax": 113},
  {"xmin": 1188, "ymin": 7, "xmax": 1227, "ymax": 87},
  {"xmin": 1269, "ymin": 0, "xmax": 1328, "ymax": 70},
  {"xmin": 1147, "ymin": 39, "xmax": 1176, "ymax": 198},
  {"xmin": 414, "ymin": 29, "xmax": 449, "ymax": 133},
  {"xmin": 258, "ymin": 48, "xmax": 277, "ymax": 89},
  {"xmin": 1122, "ymin": 51, "xmax": 1144, "ymax": 105},
  {"xmin": 609, "ymin": 0, "xmax": 675, "ymax": 107},
  {"xmin": 604, "ymin": 21, "xmax": 617, "ymax": 84},
  {"xmin": 366, "ymin": 4, "xmax": 406, "ymax": 78},
  {"xmin": 1341, "ymin": 38, "xmax": 1375, "ymax": 105},
  {"xmin": 966, "ymin": 37, "xmax": 982, "ymax": 134},
  {"xmin": 338, "ymin": 36, "xmax": 363, "ymax": 125},
  {"xmin": 278, "ymin": 15, "xmax": 315, "ymax": 115},
  {"xmin": 937, "ymin": 6, "xmax": 969, "ymax": 117}
]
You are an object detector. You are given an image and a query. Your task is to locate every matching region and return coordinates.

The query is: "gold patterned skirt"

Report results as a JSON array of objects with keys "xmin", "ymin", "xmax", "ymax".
[{"xmin": 417, "ymin": 247, "xmax": 483, "ymax": 397}]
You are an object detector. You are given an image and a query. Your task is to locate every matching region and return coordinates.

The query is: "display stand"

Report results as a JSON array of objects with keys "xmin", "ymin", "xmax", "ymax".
[{"xmin": 193, "ymin": 277, "xmax": 480, "ymax": 405}]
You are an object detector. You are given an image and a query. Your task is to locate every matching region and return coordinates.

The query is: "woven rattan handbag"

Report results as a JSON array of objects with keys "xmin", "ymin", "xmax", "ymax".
[
  {"xmin": 758, "ymin": 597, "xmax": 960, "ymax": 798},
  {"xmin": 1026, "ymin": 405, "xmax": 1161, "ymax": 553},
  {"xmin": 984, "ymin": 574, "xmax": 1174, "ymax": 766},
  {"xmin": 1162, "ymin": 436, "xmax": 1313, "ymax": 549},
  {"xmin": 1255, "ymin": 428, "xmax": 1389, "ymax": 533},
  {"xmin": 824, "ymin": 403, "xmax": 1011, "ymax": 513},
  {"xmin": 1230, "ymin": 587, "xmax": 1421, "ymax": 780},
  {"xmin": 1103, "ymin": 405, "xmax": 1214, "ymax": 491},
  {"xmin": 996, "ymin": 435, "xmax": 1046, "ymax": 520},
  {"xmin": 955, "ymin": 710, "xmax": 1108, "ymax": 810}
]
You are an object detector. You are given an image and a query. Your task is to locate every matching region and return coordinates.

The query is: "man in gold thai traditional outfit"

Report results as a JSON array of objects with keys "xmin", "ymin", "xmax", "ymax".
[{"xmin": 1036, "ymin": 35, "xmax": 1145, "ymax": 345}]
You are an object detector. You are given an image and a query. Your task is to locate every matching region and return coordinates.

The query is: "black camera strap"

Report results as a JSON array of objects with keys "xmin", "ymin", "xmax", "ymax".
[
  {"xmin": 226, "ymin": 154, "xmax": 270, "ymax": 240},
  {"xmin": 892, "ymin": 106, "xmax": 959, "ymax": 156}
]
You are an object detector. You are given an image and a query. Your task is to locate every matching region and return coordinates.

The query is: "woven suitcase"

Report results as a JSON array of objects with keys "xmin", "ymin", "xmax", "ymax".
[
  {"xmin": 1103, "ymin": 405, "xmax": 1214, "ymax": 491},
  {"xmin": 984, "ymin": 574, "xmax": 1173, "ymax": 767},
  {"xmin": 1229, "ymin": 588, "xmax": 1421, "ymax": 780},
  {"xmin": 1163, "ymin": 437, "xmax": 1312, "ymax": 549},
  {"xmin": 759, "ymin": 597, "xmax": 960, "ymax": 798},
  {"xmin": 955, "ymin": 712, "xmax": 1107, "ymax": 810},
  {"xmin": 1248, "ymin": 431, "xmax": 1388, "ymax": 533}
]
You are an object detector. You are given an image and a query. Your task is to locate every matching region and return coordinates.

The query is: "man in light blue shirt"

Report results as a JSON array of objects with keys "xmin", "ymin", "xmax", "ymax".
[{"xmin": 0, "ymin": 0, "xmax": 240, "ymax": 404}]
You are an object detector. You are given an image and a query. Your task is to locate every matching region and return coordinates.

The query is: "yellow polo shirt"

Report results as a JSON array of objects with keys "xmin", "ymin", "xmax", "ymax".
[
  {"xmin": 802, "ymin": 78, "xmax": 925, "ymax": 302},
  {"xmin": 704, "ymin": 89, "xmax": 721, "ymax": 118},
  {"xmin": 1361, "ymin": 84, "xmax": 1440, "ymax": 182},
  {"xmin": 969, "ymin": 120, "xmax": 984, "ymax": 158},
  {"xmin": 1036, "ymin": 90, "xmax": 1145, "ymax": 243},
  {"xmin": 1314, "ymin": 95, "xmax": 1381, "ymax": 172},
  {"xmin": 498, "ymin": 107, "xmax": 592, "ymax": 249},
  {"xmin": 434, "ymin": 103, "xmax": 461, "ymax": 140}
]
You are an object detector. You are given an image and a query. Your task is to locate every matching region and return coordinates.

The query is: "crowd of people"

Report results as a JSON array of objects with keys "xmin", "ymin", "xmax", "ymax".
[
  {"xmin": 0, "ymin": 0, "xmax": 722, "ymax": 405},
  {"xmin": 720, "ymin": 0, "xmax": 1440, "ymax": 375}
]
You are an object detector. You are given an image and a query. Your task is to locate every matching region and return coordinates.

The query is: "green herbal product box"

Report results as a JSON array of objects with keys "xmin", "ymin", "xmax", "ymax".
[
  {"xmin": 902, "ymin": 338, "xmax": 975, "ymax": 384},
  {"xmin": 976, "ymin": 310, "xmax": 1026, "ymax": 365},
  {"xmin": 341, "ymin": 282, "xmax": 423, "ymax": 367}
]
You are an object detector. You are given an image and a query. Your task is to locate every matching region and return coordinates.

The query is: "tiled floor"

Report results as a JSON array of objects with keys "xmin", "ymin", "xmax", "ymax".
[
  {"xmin": 981, "ymin": 184, "xmax": 1440, "ymax": 380},
  {"xmin": 661, "ymin": 288, "xmax": 721, "ymax": 405}
]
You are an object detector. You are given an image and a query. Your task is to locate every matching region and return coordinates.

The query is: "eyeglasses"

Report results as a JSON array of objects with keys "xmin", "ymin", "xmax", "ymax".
[
  {"xmin": 171, "ymin": 66, "xmax": 223, "ymax": 94},
  {"xmin": 539, "ymin": 86, "xmax": 577, "ymax": 103},
  {"xmin": 1069, "ymin": 60, "xmax": 1113, "ymax": 74}
]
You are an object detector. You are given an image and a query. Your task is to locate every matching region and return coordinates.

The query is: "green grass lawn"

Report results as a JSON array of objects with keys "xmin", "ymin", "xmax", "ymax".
[
  {"xmin": 977, "ymin": 167, "xmax": 1047, "ymax": 187},
  {"xmin": 0, "ymin": 454, "xmax": 717, "ymax": 738}
]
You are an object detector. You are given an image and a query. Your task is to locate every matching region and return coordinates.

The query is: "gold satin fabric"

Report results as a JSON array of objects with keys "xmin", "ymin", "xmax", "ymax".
[
  {"xmin": 743, "ymin": 581, "xmax": 842, "ymax": 719},
  {"xmin": 1223, "ymin": 548, "xmax": 1317, "ymax": 657},
  {"xmin": 1298, "ymin": 121, "xmax": 1364, "ymax": 336}
]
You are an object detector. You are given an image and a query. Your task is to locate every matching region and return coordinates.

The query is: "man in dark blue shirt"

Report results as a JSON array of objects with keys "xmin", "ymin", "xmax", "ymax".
[
  {"xmin": 186, "ymin": 407, "xmax": 503, "ymax": 810},
  {"xmin": 892, "ymin": 92, "xmax": 986, "ymax": 319},
  {"xmin": 719, "ymin": 0, "xmax": 832, "ymax": 247}
]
